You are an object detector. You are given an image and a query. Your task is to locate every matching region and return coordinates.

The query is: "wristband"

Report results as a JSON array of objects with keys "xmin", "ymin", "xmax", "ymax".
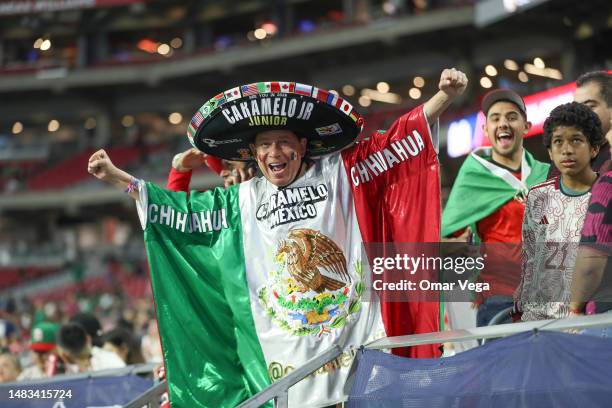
[{"xmin": 124, "ymin": 177, "xmax": 141, "ymax": 193}]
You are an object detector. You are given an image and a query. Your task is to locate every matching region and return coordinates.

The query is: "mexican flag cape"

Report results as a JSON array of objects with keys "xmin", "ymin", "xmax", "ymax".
[
  {"xmin": 137, "ymin": 106, "xmax": 441, "ymax": 407},
  {"xmin": 442, "ymin": 147, "xmax": 549, "ymax": 238}
]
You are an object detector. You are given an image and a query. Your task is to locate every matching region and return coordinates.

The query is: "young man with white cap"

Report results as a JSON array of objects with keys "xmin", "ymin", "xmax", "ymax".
[{"xmin": 88, "ymin": 68, "xmax": 467, "ymax": 407}]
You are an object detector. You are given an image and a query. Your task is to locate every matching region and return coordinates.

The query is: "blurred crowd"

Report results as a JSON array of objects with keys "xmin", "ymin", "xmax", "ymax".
[{"xmin": 0, "ymin": 282, "xmax": 161, "ymax": 384}]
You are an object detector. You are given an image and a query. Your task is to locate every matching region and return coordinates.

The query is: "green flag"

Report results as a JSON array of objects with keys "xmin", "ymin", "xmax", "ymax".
[
  {"xmin": 442, "ymin": 148, "xmax": 549, "ymax": 238},
  {"xmin": 143, "ymin": 183, "xmax": 270, "ymax": 407}
]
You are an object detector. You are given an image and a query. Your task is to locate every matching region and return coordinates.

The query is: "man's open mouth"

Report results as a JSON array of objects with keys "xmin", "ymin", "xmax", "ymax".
[
  {"xmin": 268, "ymin": 163, "xmax": 287, "ymax": 173},
  {"xmin": 497, "ymin": 132, "xmax": 513, "ymax": 148}
]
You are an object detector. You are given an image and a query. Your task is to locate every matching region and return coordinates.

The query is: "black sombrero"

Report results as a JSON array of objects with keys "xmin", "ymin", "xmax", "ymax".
[{"xmin": 186, "ymin": 81, "xmax": 365, "ymax": 161}]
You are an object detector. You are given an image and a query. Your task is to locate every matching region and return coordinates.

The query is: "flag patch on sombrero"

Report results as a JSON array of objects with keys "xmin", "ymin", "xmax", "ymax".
[
  {"xmin": 187, "ymin": 82, "xmax": 364, "ymax": 161},
  {"xmin": 295, "ymin": 83, "xmax": 313, "ymax": 96}
]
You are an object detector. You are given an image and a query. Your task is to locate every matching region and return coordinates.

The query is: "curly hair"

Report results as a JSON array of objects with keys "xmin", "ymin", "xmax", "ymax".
[{"xmin": 542, "ymin": 102, "xmax": 603, "ymax": 149}]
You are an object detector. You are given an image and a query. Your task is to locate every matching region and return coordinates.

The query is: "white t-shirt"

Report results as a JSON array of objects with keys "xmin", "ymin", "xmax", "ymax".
[
  {"xmin": 17, "ymin": 364, "xmax": 44, "ymax": 380},
  {"xmin": 64, "ymin": 346, "xmax": 126, "ymax": 374},
  {"xmin": 89, "ymin": 346, "xmax": 126, "ymax": 371}
]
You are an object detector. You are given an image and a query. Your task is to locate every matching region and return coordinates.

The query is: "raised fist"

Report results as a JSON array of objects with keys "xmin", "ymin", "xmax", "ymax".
[
  {"xmin": 174, "ymin": 148, "xmax": 208, "ymax": 172},
  {"xmin": 87, "ymin": 149, "xmax": 118, "ymax": 182},
  {"xmin": 439, "ymin": 68, "xmax": 468, "ymax": 99}
]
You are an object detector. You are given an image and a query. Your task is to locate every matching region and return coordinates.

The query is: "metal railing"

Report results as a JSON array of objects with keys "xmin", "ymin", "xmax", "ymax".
[
  {"xmin": 123, "ymin": 380, "xmax": 167, "ymax": 408},
  {"xmin": 480, "ymin": 305, "xmax": 513, "ymax": 345},
  {"xmin": 2, "ymin": 363, "xmax": 157, "ymax": 387},
  {"xmin": 236, "ymin": 344, "xmax": 345, "ymax": 408},
  {"xmin": 123, "ymin": 313, "xmax": 612, "ymax": 408}
]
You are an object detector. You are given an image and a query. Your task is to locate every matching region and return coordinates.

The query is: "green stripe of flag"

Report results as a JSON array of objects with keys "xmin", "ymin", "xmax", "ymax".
[{"xmin": 144, "ymin": 183, "xmax": 271, "ymax": 407}]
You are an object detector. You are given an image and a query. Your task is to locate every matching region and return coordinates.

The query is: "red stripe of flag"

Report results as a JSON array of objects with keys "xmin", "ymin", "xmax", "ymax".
[
  {"xmin": 334, "ymin": 97, "xmax": 343, "ymax": 108},
  {"xmin": 315, "ymin": 88, "xmax": 329, "ymax": 102},
  {"xmin": 241, "ymin": 84, "xmax": 258, "ymax": 96}
]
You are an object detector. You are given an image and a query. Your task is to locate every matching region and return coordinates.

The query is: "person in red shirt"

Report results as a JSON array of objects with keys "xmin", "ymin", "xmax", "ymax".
[
  {"xmin": 442, "ymin": 89, "xmax": 550, "ymax": 326},
  {"xmin": 167, "ymin": 147, "xmax": 256, "ymax": 192},
  {"xmin": 570, "ymin": 112, "xmax": 612, "ymax": 317}
]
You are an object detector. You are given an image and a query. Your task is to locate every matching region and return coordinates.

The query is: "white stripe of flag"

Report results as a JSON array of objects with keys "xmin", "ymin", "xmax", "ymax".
[
  {"xmin": 295, "ymin": 83, "xmax": 313, "ymax": 96},
  {"xmin": 339, "ymin": 99, "xmax": 353, "ymax": 114},
  {"xmin": 224, "ymin": 86, "xmax": 241, "ymax": 102}
]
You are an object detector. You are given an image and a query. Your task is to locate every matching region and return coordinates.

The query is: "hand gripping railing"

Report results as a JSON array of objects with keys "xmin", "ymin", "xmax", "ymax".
[{"xmin": 123, "ymin": 313, "xmax": 612, "ymax": 408}]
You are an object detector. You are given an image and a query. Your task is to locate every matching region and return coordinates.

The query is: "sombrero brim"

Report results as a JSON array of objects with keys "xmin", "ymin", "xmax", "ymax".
[{"xmin": 187, "ymin": 82, "xmax": 364, "ymax": 161}]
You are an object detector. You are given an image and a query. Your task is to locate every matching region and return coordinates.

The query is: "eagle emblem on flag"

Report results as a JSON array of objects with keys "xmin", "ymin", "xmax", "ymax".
[
  {"xmin": 278, "ymin": 229, "xmax": 350, "ymax": 292},
  {"xmin": 257, "ymin": 229, "xmax": 364, "ymax": 338}
]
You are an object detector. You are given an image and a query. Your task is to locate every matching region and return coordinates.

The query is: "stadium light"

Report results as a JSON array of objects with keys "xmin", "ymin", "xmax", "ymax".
[
  {"xmin": 261, "ymin": 22, "xmax": 278, "ymax": 36},
  {"xmin": 48, "ymin": 120, "xmax": 60, "ymax": 132},
  {"xmin": 518, "ymin": 71, "xmax": 529, "ymax": 82},
  {"xmin": 575, "ymin": 22, "xmax": 594, "ymax": 39},
  {"xmin": 297, "ymin": 19, "xmax": 315, "ymax": 33},
  {"xmin": 33, "ymin": 38, "xmax": 43, "ymax": 49},
  {"xmin": 168, "ymin": 112, "xmax": 182, "ymax": 125},
  {"xmin": 40, "ymin": 39, "xmax": 51, "ymax": 51},
  {"xmin": 480, "ymin": 77, "xmax": 493, "ymax": 88},
  {"xmin": 157, "ymin": 44, "xmax": 171, "ymax": 55},
  {"xmin": 504, "ymin": 59, "xmax": 519, "ymax": 71},
  {"xmin": 533, "ymin": 57, "xmax": 545, "ymax": 69},
  {"xmin": 254, "ymin": 29, "xmax": 267, "ymax": 40},
  {"xmin": 524, "ymin": 64, "xmax": 562, "ymax": 80},
  {"xmin": 409, "ymin": 88, "xmax": 422, "ymax": 99},
  {"xmin": 358, "ymin": 96, "xmax": 371, "ymax": 107},
  {"xmin": 12, "ymin": 121, "xmax": 23, "ymax": 134},
  {"xmin": 376, "ymin": 82, "xmax": 390, "ymax": 93},
  {"xmin": 413, "ymin": 76, "xmax": 425, "ymax": 88},
  {"xmin": 121, "ymin": 115, "xmax": 135, "ymax": 127},
  {"xmin": 342, "ymin": 85, "xmax": 355, "ymax": 96},
  {"xmin": 84, "ymin": 118, "xmax": 97, "ymax": 130},
  {"xmin": 485, "ymin": 65, "xmax": 498, "ymax": 76},
  {"xmin": 361, "ymin": 88, "xmax": 401, "ymax": 104},
  {"xmin": 382, "ymin": 1, "xmax": 397, "ymax": 14},
  {"xmin": 137, "ymin": 39, "xmax": 159, "ymax": 54},
  {"xmin": 170, "ymin": 38, "xmax": 183, "ymax": 49}
]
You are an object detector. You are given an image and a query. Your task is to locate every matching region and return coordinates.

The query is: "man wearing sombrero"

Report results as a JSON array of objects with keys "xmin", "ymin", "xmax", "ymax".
[{"xmin": 88, "ymin": 68, "xmax": 467, "ymax": 407}]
